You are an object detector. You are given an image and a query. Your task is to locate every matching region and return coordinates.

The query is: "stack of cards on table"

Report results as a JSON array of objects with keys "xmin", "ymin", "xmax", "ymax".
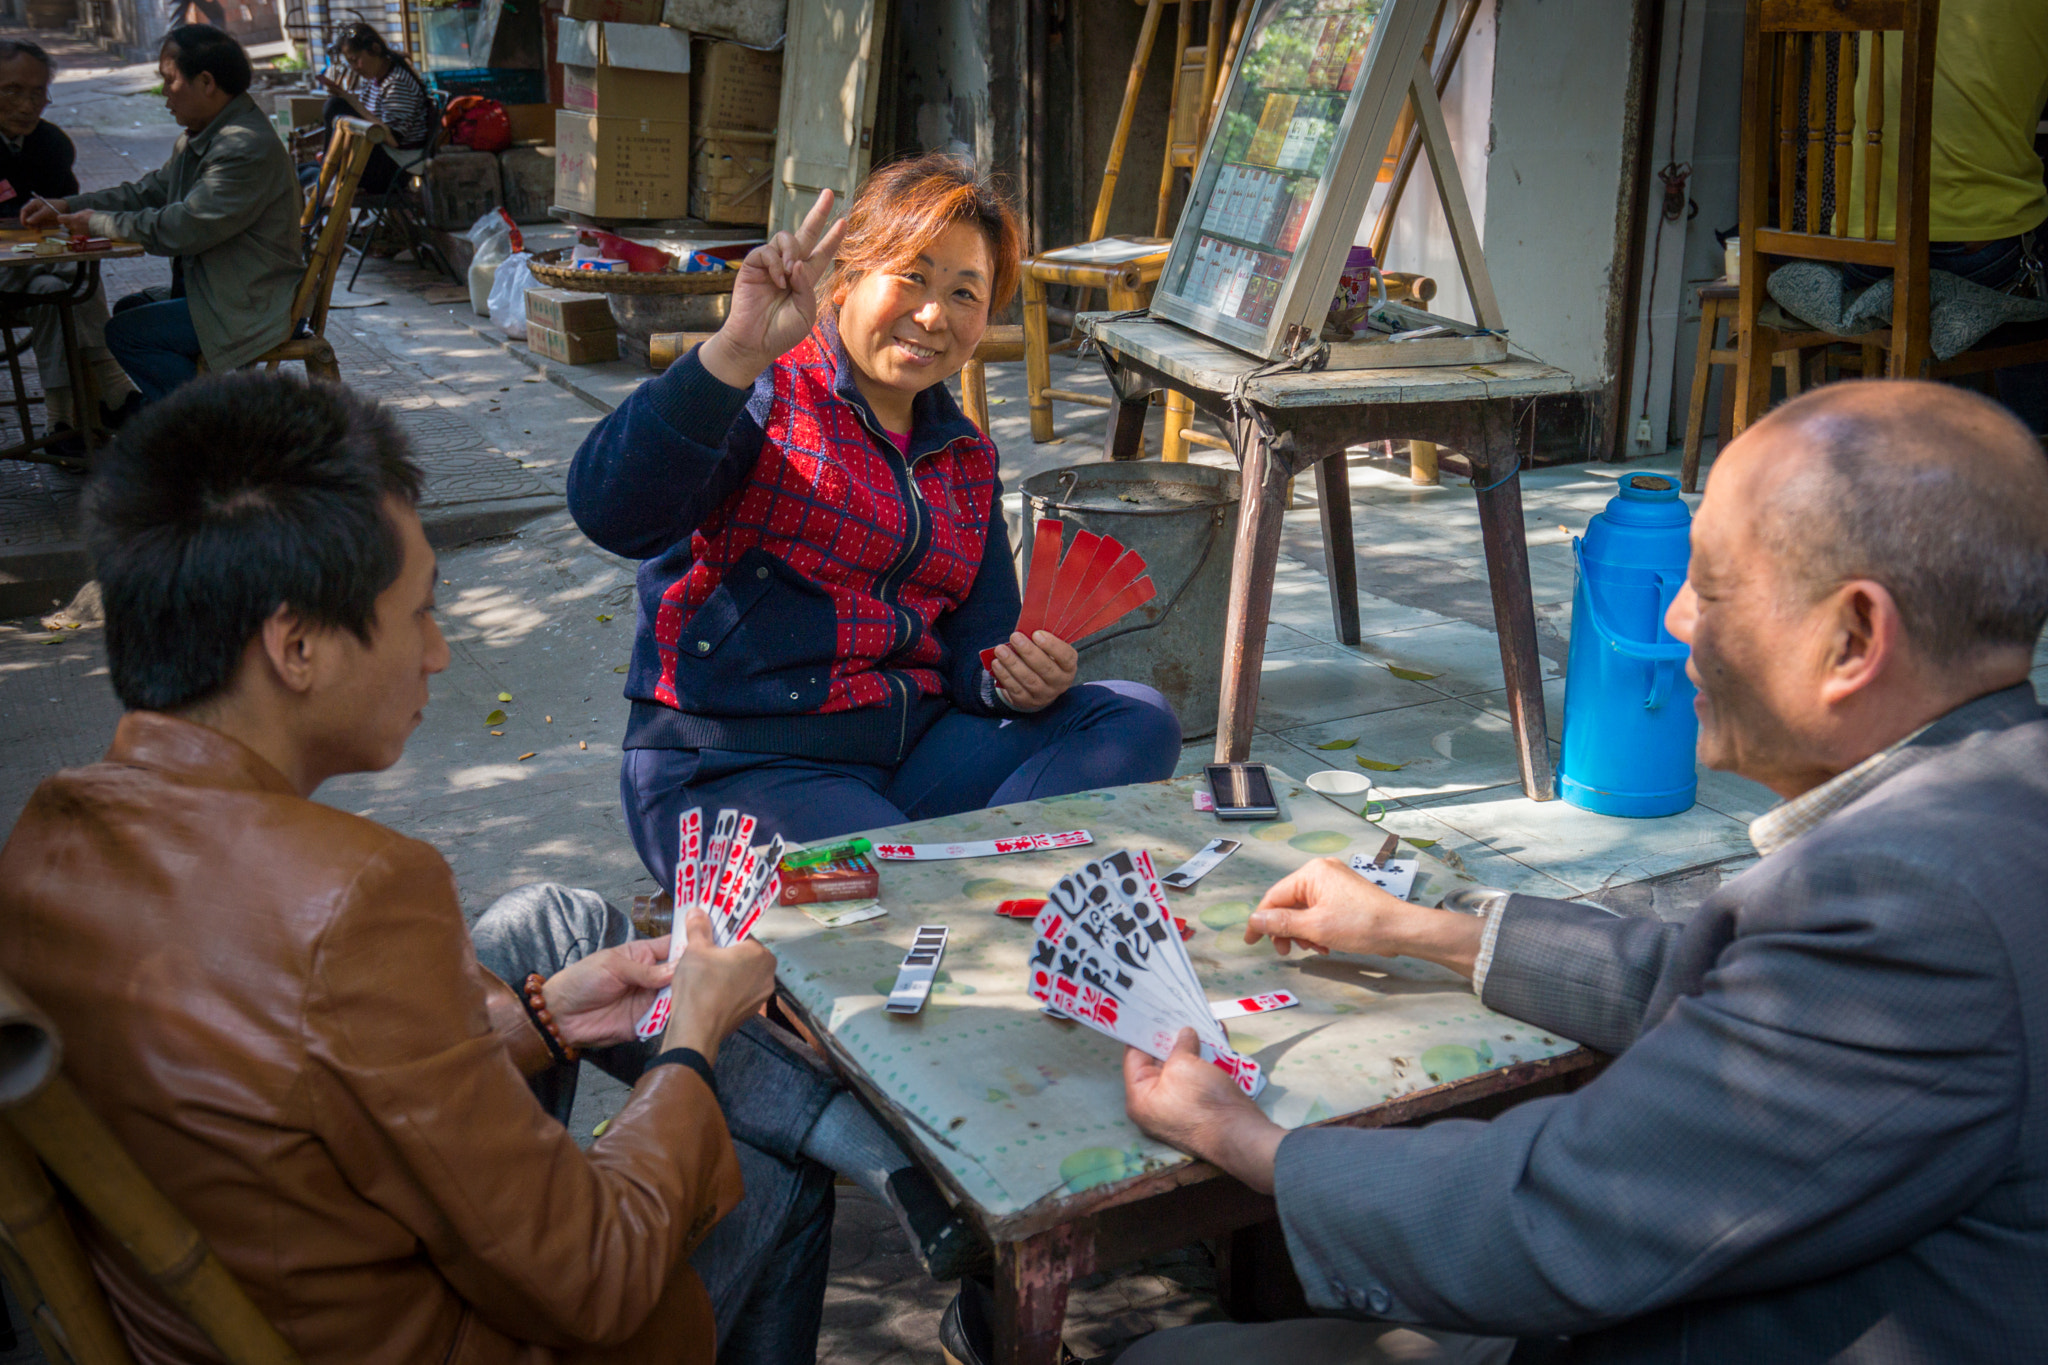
[
  {"xmin": 1027, "ymin": 849, "xmax": 1266, "ymax": 1098},
  {"xmin": 981, "ymin": 518, "xmax": 1157, "ymax": 672},
  {"xmin": 635, "ymin": 808, "xmax": 785, "ymax": 1040}
]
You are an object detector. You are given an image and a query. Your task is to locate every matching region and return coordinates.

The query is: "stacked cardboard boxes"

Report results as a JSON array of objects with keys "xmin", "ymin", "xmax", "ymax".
[
  {"xmin": 524, "ymin": 288, "xmax": 620, "ymax": 365},
  {"xmin": 689, "ymin": 41, "xmax": 781, "ymax": 225},
  {"xmin": 554, "ymin": 17, "xmax": 691, "ymax": 219}
]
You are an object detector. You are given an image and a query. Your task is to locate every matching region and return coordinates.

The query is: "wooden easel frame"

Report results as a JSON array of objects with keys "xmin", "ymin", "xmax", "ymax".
[{"xmin": 1150, "ymin": 0, "xmax": 1505, "ymax": 366}]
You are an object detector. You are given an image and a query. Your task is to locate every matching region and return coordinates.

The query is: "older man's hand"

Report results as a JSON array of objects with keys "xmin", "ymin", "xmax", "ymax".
[
  {"xmin": 1124, "ymin": 1029, "xmax": 1286, "ymax": 1193},
  {"xmin": 1247, "ymin": 856, "xmax": 1485, "ymax": 979}
]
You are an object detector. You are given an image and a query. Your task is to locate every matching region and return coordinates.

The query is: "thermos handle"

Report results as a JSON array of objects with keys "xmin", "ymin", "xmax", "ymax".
[{"xmin": 1572, "ymin": 538, "xmax": 1690, "ymax": 709}]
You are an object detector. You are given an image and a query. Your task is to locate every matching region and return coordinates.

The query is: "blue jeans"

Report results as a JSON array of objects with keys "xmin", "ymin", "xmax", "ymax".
[
  {"xmin": 105, "ymin": 293, "xmax": 201, "ymax": 403},
  {"xmin": 620, "ymin": 680, "xmax": 1183, "ymax": 889},
  {"xmin": 1842, "ymin": 231, "xmax": 2048, "ymax": 435},
  {"xmin": 470, "ymin": 884, "xmax": 835, "ymax": 1365}
]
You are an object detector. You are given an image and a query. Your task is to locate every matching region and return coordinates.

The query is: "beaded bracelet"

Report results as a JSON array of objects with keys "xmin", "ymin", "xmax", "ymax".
[{"xmin": 521, "ymin": 973, "xmax": 580, "ymax": 1065}]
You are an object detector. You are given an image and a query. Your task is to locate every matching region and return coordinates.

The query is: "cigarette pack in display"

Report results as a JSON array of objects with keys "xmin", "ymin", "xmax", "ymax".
[
  {"xmin": 1191, "ymin": 237, "xmax": 1223, "ymax": 301},
  {"xmin": 777, "ymin": 852, "xmax": 882, "ymax": 905},
  {"xmin": 1202, "ymin": 166, "xmax": 1236, "ymax": 235},
  {"xmin": 1252, "ymin": 173, "xmax": 1284, "ymax": 245},
  {"xmin": 1247, "ymin": 93, "xmax": 1297, "ymax": 166},
  {"xmin": 1223, "ymin": 170, "xmax": 1253, "ymax": 238},
  {"xmin": 1221, "ymin": 248, "xmax": 1255, "ymax": 318}
]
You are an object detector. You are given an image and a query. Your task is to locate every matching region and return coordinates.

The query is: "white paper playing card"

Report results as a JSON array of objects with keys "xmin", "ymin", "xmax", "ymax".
[
  {"xmin": 636, "ymin": 807, "xmax": 787, "ymax": 1041},
  {"xmin": 1347, "ymin": 854, "xmax": 1420, "ymax": 901}
]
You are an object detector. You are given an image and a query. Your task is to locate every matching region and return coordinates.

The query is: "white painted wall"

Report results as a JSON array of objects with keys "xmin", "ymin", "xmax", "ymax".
[{"xmin": 1479, "ymin": 0, "xmax": 1642, "ymax": 389}]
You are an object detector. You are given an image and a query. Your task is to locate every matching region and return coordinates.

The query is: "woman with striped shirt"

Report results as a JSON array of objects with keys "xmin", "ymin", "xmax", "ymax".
[{"xmin": 307, "ymin": 23, "xmax": 431, "ymax": 194}]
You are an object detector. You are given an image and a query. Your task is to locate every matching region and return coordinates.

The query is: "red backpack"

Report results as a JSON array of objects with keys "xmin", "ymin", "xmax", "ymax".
[{"xmin": 443, "ymin": 96, "xmax": 512, "ymax": 153}]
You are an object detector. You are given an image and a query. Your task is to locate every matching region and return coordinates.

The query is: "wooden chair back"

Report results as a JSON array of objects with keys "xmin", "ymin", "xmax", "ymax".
[
  {"xmin": 1737, "ymin": 0, "xmax": 1939, "ymax": 381},
  {"xmin": 293, "ymin": 116, "xmax": 391, "ymax": 340},
  {"xmin": 0, "ymin": 969, "xmax": 302, "ymax": 1365}
]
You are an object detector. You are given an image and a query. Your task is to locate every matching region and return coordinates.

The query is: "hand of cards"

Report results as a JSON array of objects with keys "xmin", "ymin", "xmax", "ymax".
[
  {"xmin": 980, "ymin": 518, "xmax": 1158, "ymax": 673},
  {"xmin": 1027, "ymin": 848, "xmax": 1266, "ymax": 1098},
  {"xmin": 635, "ymin": 807, "xmax": 785, "ymax": 1040}
]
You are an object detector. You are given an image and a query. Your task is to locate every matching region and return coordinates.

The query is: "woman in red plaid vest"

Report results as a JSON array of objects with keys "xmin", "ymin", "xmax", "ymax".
[{"xmin": 570, "ymin": 155, "xmax": 1181, "ymax": 895}]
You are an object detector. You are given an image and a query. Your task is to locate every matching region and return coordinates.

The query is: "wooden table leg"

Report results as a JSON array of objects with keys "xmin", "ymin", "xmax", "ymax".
[
  {"xmin": 993, "ymin": 1226, "xmax": 1081, "ymax": 1365},
  {"xmin": 1103, "ymin": 392, "xmax": 1149, "ymax": 462},
  {"xmin": 1213, "ymin": 429, "xmax": 1291, "ymax": 762},
  {"xmin": 1311, "ymin": 451, "xmax": 1360, "ymax": 645},
  {"xmin": 1470, "ymin": 404, "xmax": 1554, "ymax": 800}
]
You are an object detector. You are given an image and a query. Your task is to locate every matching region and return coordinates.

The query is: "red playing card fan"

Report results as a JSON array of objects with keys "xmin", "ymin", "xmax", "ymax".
[{"xmin": 981, "ymin": 519, "xmax": 1158, "ymax": 673}]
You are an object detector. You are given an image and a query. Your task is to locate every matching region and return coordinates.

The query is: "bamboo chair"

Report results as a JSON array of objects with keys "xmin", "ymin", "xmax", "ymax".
[
  {"xmin": 1729, "ymin": 0, "xmax": 2048, "ymax": 465},
  {"xmin": 1023, "ymin": 0, "xmax": 1237, "ymax": 460},
  {"xmin": 215, "ymin": 115, "xmax": 390, "ymax": 384},
  {"xmin": 0, "ymin": 968, "xmax": 302, "ymax": 1364}
]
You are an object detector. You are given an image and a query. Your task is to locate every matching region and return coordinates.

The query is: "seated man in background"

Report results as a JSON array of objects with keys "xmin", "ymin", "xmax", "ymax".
[
  {"xmin": 0, "ymin": 372, "xmax": 837, "ymax": 1364},
  {"xmin": 0, "ymin": 37, "xmax": 138, "ymax": 444},
  {"xmin": 22, "ymin": 25, "xmax": 300, "ymax": 403},
  {"xmin": 1117, "ymin": 381, "xmax": 2048, "ymax": 1364}
]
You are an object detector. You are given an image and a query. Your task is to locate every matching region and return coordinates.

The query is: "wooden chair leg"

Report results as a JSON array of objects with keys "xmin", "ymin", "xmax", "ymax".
[
  {"xmin": 1681, "ymin": 303, "xmax": 1720, "ymax": 493},
  {"xmin": 1409, "ymin": 438, "xmax": 1439, "ymax": 486},
  {"xmin": 1022, "ymin": 272, "xmax": 1055, "ymax": 443},
  {"xmin": 1161, "ymin": 387, "xmax": 1191, "ymax": 462},
  {"xmin": 962, "ymin": 357, "xmax": 990, "ymax": 433},
  {"xmin": 1733, "ymin": 323, "xmax": 1778, "ymax": 437}
]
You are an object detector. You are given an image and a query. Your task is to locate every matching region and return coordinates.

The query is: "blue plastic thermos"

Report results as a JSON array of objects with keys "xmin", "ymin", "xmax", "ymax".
[{"xmin": 1558, "ymin": 473, "xmax": 1699, "ymax": 817}]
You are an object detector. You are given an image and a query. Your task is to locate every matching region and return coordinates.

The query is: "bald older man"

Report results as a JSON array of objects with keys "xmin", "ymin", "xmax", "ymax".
[{"xmin": 1108, "ymin": 381, "xmax": 2048, "ymax": 1365}]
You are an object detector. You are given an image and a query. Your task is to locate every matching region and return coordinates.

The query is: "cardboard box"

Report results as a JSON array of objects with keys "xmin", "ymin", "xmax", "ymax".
[
  {"xmin": 556, "ymin": 17, "xmax": 690, "ymax": 74},
  {"xmin": 527, "ymin": 319, "xmax": 620, "ymax": 365},
  {"xmin": 562, "ymin": 64, "xmax": 686, "ymax": 123},
  {"xmin": 524, "ymin": 287, "xmax": 617, "ymax": 334},
  {"xmin": 690, "ymin": 40, "xmax": 781, "ymax": 134},
  {"xmin": 504, "ymin": 102, "xmax": 561, "ymax": 144},
  {"xmin": 561, "ymin": 0, "xmax": 661, "ymax": 21},
  {"xmin": 555, "ymin": 110, "xmax": 689, "ymax": 219},
  {"xmin": 690, "ymin": 135, "xmax": 774, "ymax": 224},
  {"xmin": 282, "ymin": 93, "xmax": 329, "ymax": 128}
]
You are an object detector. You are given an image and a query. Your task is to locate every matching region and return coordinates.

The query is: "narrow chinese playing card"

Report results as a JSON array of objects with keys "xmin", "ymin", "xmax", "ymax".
[{"xmin": 982, "ymin": 519, "xmax": 1158, "ymax": 673}]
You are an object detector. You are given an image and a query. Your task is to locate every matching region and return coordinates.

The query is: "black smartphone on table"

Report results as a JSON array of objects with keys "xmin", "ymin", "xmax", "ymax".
[{"xmin": 1205, "ymin": 762, "xmax": 1278, "ymax": 821}]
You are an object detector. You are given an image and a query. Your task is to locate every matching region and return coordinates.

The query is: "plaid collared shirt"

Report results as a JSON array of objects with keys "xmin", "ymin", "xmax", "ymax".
[{"xmin": 1746, "ymin": 723, "xmax": 1932, "ymax": 856}]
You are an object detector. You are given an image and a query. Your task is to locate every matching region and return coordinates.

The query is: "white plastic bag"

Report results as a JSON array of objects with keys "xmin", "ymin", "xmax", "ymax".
[
  {"xmin": 465, "ymin": 208, "xmax": 521, "ymax": 247},
  {"xmin": 488, "ymin": 252, "xmax": 537, "ymax": 339},
  {"xmin": 468, "ymin": 227, "xmax": 518, "ymax": 316}
]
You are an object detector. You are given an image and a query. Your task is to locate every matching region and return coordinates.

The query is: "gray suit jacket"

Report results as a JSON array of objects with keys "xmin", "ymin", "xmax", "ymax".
[{"xmin": 1275, "ymin": 683, "xmax": 2047, "ymax": 1363}]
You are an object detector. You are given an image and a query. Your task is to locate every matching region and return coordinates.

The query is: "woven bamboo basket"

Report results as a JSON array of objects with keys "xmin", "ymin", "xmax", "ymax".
[{"xmin": 527, "ymin": 249, "xmax": 738, "ymax": 296}]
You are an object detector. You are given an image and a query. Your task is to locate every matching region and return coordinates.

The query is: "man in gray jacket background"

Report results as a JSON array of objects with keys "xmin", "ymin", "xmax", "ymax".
[
  {"xmin": 24, "ymin": 24, "xmax": 301, "ymax": 403},
  {"xmin": 1120, "ymin": 379, "xmax": 2048, "ymax": 1364}
]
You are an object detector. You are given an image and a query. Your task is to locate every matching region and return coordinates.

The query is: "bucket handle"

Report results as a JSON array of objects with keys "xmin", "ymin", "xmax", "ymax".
[
  {"xmin": 1571, "ymin": 537, "xmax": 1689, "ymax": 710},
  {"xmin": 1028, "ymin": 505, "xmax": 1228, "ymax": 652}
]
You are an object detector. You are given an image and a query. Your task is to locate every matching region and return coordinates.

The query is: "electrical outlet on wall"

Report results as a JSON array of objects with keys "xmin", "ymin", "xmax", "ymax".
[{"xmin": 1634, "ymin": 417, "xmax": 1654, "ymax": 446}]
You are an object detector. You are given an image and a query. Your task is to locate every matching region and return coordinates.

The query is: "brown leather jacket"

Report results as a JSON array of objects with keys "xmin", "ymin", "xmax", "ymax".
[{"xmin": 0, "ymin": 713, "xmax": 743, "ymax": 1363}]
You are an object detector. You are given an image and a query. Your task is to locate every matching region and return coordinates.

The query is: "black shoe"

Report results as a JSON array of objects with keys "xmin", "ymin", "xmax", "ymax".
[
  {"xmin": 939, "ymin": 1280, "xmax": 994, "ymax": 1365},
  {"xmin": 43, "ymin": 423, "xmax": 86, "ymax": 464},
  {"xmin": 99, "ymin": 390, "xmax": 144, "ymax": 432},
  {"xmin": 887, "ymin": 1166, "xmax": 991, "ymax": 1281}
]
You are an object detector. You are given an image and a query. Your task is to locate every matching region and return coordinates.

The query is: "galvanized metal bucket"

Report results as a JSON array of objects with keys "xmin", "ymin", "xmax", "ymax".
[{"xmin": 1020, "ymin": 461, "xmax": 1241, "ymax": 740}]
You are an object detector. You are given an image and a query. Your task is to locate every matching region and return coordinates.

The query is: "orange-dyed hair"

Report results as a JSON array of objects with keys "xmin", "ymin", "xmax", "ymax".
[{"xmin": 830, "ymin": 154, "xmax": 1021, "ymax": 314}]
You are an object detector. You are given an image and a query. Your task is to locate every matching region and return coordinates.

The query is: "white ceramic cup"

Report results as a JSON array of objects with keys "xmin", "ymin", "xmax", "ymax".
[{"xmin": 1305, "ymin": 769, "xmax": 1376, "ymax": 799}]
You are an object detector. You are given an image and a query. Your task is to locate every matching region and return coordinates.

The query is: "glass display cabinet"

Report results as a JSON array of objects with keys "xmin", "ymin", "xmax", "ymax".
[{"xmin": 1150, "ymin": 0, "xmax": 1505, "ymax": 367}]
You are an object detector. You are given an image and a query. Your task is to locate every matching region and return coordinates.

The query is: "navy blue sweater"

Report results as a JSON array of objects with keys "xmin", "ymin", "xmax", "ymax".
[{"xmin": 568, "ymin": 329, "xmax": 1021, "ymax": 766}]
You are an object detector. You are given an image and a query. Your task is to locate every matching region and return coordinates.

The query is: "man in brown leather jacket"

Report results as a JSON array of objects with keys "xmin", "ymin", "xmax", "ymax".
[{"xmin": 0, "ymin": 372, "xmax": 836, "ymax": 1363}]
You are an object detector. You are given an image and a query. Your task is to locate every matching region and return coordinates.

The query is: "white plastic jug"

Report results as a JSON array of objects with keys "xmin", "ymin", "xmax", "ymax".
[{"xmin": 467, "ymin": 256, "xmax": 499, "ymax": 316}]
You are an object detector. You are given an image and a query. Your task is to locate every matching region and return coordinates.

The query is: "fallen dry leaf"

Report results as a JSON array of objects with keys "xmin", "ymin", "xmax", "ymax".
[
  {"xmin": 485, "ymin": 709, "xmax": 506, "ymax": 725},
  {"xmin": 518, "ymin": 752, "xmax": 536, "ymax": 761},
  {"xmin": 1386, "ymin": 665, "xmax": 1440, "ymax": 682},
  {"xmin": 1355, "ymin": 757, "xmax": 1407, "ymax": 772},
  {"xmin": 1315, "ymin": 737, "xmax": 1356, "ymax": 750},
  {"xmin": 497, "ymin": 691, "xmax": 513, "ymax": 702}
]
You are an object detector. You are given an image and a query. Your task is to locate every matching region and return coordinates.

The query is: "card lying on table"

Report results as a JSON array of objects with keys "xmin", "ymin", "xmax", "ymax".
[
  {"xmin": 1026, "ymin": 848, "xmax": 1266, "ymax": 1097},
  {"xmin": 981, "ymin": 518, "xmax": 1158, "ymax": 673},
  {"xmin": 636, "ymin": 806, "xmax": 785, "ymax": 1040}
]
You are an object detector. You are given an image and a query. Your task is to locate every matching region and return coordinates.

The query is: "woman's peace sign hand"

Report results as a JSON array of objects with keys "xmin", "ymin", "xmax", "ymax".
[{"xmin": 697, "ymin": 190, "xmax": 848, "ymax": 389}]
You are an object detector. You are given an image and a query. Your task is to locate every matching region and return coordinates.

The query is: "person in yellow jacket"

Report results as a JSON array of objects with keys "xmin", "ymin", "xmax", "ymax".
[{"xmin": 1847, "ymin": 0, "xmax": 2048, "ymax": 432}]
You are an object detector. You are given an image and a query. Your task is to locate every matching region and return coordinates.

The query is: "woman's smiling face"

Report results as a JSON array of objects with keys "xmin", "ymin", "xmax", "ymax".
[{"xmin": 834, "ymin": 220, "xmax": 993, "ymax": 429}]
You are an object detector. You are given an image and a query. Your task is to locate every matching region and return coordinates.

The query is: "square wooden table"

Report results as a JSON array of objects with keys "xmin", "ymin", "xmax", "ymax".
[
  {"xmin": 756, "ymin": 770, "xmax": 1598, "ymax": 1365},
  {"xmin": 0, "ymin": 228, "xmax": 144, "ymax": 468},
  {"xmin": 1080, "ymin": 314, "xmax": 1577, "ymax": 801}
]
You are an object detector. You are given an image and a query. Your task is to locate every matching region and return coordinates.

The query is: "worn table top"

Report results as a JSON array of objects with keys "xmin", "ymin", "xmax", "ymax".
[
  {"xmin": 1081, "ymin": 313, "xmax": 1576, "ymax": 407},
  {"xmin": 754, "ymin": 769, "xmax": 1581, "ymax": 1228},
  {"xmin": 0, "ymin": 227, "xmax": 144, "ymax": 269}
]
